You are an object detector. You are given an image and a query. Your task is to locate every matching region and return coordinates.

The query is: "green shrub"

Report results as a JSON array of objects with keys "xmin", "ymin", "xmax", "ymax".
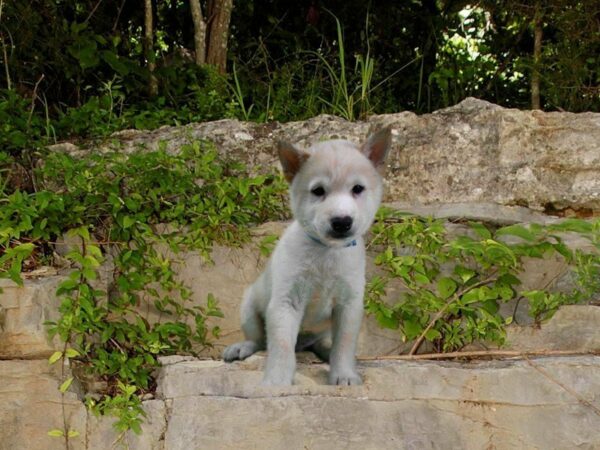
[
  {"xmin": 1, "ymin": 139, "xmax": 288, "ymax": 433},
  {"xmin": 366, "ymin": 208, "xmax": 600, "ymax": 353}
]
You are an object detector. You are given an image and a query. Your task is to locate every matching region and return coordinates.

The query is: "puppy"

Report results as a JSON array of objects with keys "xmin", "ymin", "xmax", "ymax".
[{"xmin": 223, "ymin": 128, "xmax": 392, "ymax": 386}]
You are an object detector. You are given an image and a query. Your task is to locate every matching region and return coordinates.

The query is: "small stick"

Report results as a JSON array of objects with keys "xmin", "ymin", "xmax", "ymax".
[
  {"xmin": 27, "ymin": 74, "xmax": 45, "ymax": 127},
  {"xmin": 359, "ymin": 349, "xmax": 600, "ymax": 361}
]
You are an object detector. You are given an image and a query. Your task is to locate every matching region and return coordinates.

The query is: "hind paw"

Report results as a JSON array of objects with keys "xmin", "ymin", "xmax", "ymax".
[{"xmin": 223, "ymin": 341, "xmax": 260, "ymax": 362}]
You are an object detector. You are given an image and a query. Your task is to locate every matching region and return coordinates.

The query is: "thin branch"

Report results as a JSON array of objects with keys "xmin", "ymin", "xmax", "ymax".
[
  {"xmin": 359, "ymin": 349, "xmax": 600, "ymax": 361},
  {"xmin": 27, "ymin": 74, "xmax": 45, "ymax": 128},
  {"xmin": 112, "ymin": 0, "xmax": 127, "ymax": 32},
  {"xmin": 1, "ymin": 37, "xmax": 10, "ymax": 90},
  {"xmin": 0, "ymin": 0, "xmax": 11, "ymax": 91},
  {"xmin": 85, "ymin": 0, "xmax": 104, "ymax": 24},
  {"xmin": 408, "ymin": 271, "xmax": 499, "ymax": 356}
]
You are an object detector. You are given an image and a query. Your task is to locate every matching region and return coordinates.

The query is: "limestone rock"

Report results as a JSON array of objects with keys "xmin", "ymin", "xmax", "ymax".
[
  {"xmin": 86, "ymin": 400, "xmax": 166, "ymax": 450},
  {"xmin": 0, "ymin": 360, "xmax": 87, "ymax": 450},
  {"xmin": 50, "ymin": 98, "xmax": 600, "ymax": 213},
  {"xmin": 506, "ymin": 305, "xmax": 600, "ymax": 352},
  {"xmin": 158, "ymin": 355, "xmax": 600, "ymax": 450},
  {"xmin": 0, "ymin": 277, "xmax": 63, "ymax": 358}
]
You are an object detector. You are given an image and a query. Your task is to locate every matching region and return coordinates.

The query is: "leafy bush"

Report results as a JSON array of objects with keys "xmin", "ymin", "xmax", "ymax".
[
  {"xmin": 0, "ymin": 90, "xmax": 53, "ymax": 154},
  {"xmin": 1, "ymin": 139, "xmax": 288, "ymax": 433},
  {"xmin": 366, "ymin": 208, "xmax": 600, "ymax": 353}
]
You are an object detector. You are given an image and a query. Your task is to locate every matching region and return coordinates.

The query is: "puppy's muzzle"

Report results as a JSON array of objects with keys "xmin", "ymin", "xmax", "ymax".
[{"xmin": 330, "ymin": 216, "xmax": 353, "ymax": 238}]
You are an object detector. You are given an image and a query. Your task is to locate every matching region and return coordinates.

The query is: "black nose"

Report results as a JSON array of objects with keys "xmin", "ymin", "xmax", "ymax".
[{"xmin": 331, "ymin": 216, "xmax": 353, "ymax": 234}]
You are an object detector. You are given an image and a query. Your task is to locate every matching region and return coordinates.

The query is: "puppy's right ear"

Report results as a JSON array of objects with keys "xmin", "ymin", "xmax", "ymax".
[{"xmin": 277, "ymin": 141, "xmax": 310, "ymax": 182}]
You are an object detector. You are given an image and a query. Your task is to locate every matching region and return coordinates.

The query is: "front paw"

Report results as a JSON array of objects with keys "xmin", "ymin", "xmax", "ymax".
[
  {"xmin": 223, "ymin": 341, "xmax": 259, "ymax": 362},
  {"xmin": 329, "ymin": 369, "xmax": 362, "ymax": 386}
]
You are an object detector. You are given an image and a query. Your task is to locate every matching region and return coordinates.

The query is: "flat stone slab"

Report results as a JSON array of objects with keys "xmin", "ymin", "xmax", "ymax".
[
  {"xmin": 0, "ymin": 360, "xmax": 87, "ymax": 450},
  {"xmin": 156, "ymin": 355, "xmax": 600, "ymax": 450},
  {"xmin": 0, "ymin": 277, "xmax": 63, "ymax": 358},
  {"xmin": 2, "ymin": 355, "xmax": 599, "ymax": 449}
]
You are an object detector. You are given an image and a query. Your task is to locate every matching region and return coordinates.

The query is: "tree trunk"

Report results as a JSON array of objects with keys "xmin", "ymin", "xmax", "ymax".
[
  {"xmin": 144, "ymin": 0, "xmax": 158, "ymax": 96},
  {"xmin": 206, "ymin": 0, "xmax": 233, "ymax": 74},
  {"xmin": 531, "ymin": 1, "xmax": 543, "ymax": 110},
  {"xmin": 189, "ymin": 0, "xmax": 207, "ymax": 65}
]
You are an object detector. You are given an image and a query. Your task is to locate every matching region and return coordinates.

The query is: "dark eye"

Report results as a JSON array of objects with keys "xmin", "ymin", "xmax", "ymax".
[
  {"xmin": 352, "ymin": 184, "xmax": 365, "ymax": 195},
  {"xmin": 311, "ymin": 186, "xmax": 325, "ymax": 197}
]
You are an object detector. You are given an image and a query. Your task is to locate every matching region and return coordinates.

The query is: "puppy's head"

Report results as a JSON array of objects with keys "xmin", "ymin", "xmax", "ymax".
[{"xmin": 278, "ymin": 128, "xmax": 392, "ymax": 247}]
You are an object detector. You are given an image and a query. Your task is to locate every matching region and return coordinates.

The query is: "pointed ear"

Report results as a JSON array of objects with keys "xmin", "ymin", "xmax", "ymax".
[
  {"xmin": 277, "ymin": 141, "xmax": 310, "ymax": 182},
  {"xmin": 361, "ymin": 127, "xmax": 392, "ymax": 169}
]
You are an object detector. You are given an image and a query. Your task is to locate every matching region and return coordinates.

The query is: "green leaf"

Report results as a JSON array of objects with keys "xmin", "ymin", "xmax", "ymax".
[
  {"xmin": 48, "ymin": 429, "xmax": 64, "ymax": 437},
  {"xmin": 87, "ymin": 245, "xmax": 103, "ymax": 260},
  {"xmin": 469, "ymin": 222, "xmax": 491, "ymax": 239},
  {"xmin": 481, "ymin": 299, "xmax": 499, "ymax": 314},
  {"xmin": 67, "ymin": 430, "xmax": 80, "ymax": 438},
  {"xmin": 403, "ymin": 319, "xmax": 422, "ymax": 339},
  {"xmin": 67, "ymin": 226, "xmax": 90, "ymax": 241},
  {"xmin": 497, "ymin": 273, "xmax": 521, "ymax": 286},
  {"xmin": 65, "ymin": 348, "xmax": 80, "ymax": 358},
  {"xmin": 48, "ymin": 351, "xmax": 63, "ymax": 365},
  {"xmin": 413, "ymin": 273, "xmax": 430, "ymax": 285},
  {"xmin": 462, "ymin": 287, "xmax": 494, "ymax": 304},
  {"xmin": 123, "ymin": 216, "xmax": 135, "ymax": 229},
  {"xmin": 376, "ymin": 313, "xmax": 399, "ymax": 330},
  {"xmin": 101, "ymin": 50, "xmax": 131, "ymax": 76},
  {"xmin": 82, "ymin": 267, "xmax": 97, "ymax": 281},
  {"xmin": 454, "ymin": 266, "xmax": 476, "ymax": 283},
  {"xmin": 437, "ymin": 277, "xmax": 457, "ymax": 299},
  {"xmin": 424, "ymin": 328, "xmax": 442, "ymax": 341},
  {"xmin": 549, "ymin": 219, "xmax": 593, "ymax": 234},
  {"xmin": 59, "ymin": 377, "xmax": 74, "ymax": 393},
  {"xmin": 496, "ymin": 224, "xmax": 537, "ymax": 242}
]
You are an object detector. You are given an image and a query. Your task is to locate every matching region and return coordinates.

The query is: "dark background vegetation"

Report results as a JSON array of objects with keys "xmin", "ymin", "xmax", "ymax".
[{"xmin": 1, "ymin": 0, "xmax": 599, "ymax": 150}]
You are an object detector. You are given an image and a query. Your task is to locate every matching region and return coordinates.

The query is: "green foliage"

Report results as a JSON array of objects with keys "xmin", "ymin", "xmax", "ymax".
[
  {"xmin": 0, "ymin": 90, "xmax": 53, "ymax": 154},
  {"xmin": 2, "ymin": 0, "xmax": 598, "ymax": 142},
  {"xmin": 86, "ymin": 382, "xmax": 146, "ymax": 435},
  {"xmin": 366, "ymin": 208, "xmax": 600, "ymax": 352},
  {"xmin": 308, "ymin": 10, "xmax": 376, "ymax": 121},
  {"xmin": 429, "ymin": 7, "xmax": 500, "ymax": 108},
  {"xmin": 1, "ymin": 140, "xmax": 288, "ymax": 431}
]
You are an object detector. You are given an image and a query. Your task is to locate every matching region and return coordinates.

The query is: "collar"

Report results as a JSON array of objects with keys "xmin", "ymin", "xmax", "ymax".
[{"xmin": 305, "ymin": 232, "xmax": 357, "ymax": 248}]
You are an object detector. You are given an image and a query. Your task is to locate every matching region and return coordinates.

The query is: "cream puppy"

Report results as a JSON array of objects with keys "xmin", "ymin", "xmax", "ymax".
[{"xmin": 223, "ymin": 128, "xmax": 392, "ymax": 386}]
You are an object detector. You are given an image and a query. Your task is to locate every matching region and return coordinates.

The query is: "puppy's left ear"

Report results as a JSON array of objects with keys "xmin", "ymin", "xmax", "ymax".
[
  {"xmin": 361, "ymin": 127, "xmax": 392, "ymax": 169},
  {"xmin": 277, "ymin": 141, "xmax": 310, "ymax": 182}
]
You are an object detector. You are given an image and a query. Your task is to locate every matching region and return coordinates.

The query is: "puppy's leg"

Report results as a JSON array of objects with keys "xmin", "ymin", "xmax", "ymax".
[
  {"xmin": 262, "ymin": 300, "xmax": 303, "ymax": 386},
  {"xmin": 223, "ymin": 286, "xmax": 265, "ymax": 362},
  {"xmin": 328, "ymin": 299, "xmax": 363, "ymax": 385}
]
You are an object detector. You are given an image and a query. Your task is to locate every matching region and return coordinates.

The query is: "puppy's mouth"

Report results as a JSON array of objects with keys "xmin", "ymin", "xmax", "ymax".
[{"xmin": 328, "ymin": 230, "xmax": 353, "ymax": 240}]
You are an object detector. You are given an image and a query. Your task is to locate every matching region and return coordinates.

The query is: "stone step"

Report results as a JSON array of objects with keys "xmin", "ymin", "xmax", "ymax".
[
  {"xmin": 154, "ymin": 355, "xmax": 600, "ymax": 449},
  {"xmin": 4, "ymin": 355, "xmax": 598, "ymax": 449}
]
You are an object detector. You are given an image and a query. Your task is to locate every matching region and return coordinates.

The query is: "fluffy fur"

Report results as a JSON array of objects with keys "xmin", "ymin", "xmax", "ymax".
[{"xmin": 223, "ymin": 128, "xmax": 392, "ymax": 386}]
